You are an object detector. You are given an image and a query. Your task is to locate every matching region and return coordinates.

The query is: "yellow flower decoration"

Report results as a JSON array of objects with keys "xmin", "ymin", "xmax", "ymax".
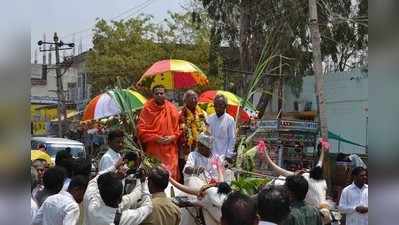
[{"xmin": 182, "ymin": 106, "xmax": 207, "ymax": 151}]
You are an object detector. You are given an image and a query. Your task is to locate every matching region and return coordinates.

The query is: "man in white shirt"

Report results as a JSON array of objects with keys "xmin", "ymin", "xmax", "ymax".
[
  {"xmin": 263, "ymin": 144, "xmax": 328, "ymax": 209},
  {"xmin": 359, "ymin": 188, "xmax": 368, "ymax": 224},
  {"xmin": 183, "ymin": 132, "xmax": 222, "ymax": 183},
  {"xmin": 99, "ymin": 129, "xmax": 124, "ymax": 174},
  {"xmin": 55, "ymin": 149, "xmax": 74, "ymax": 191},
  {"xmin": 257, "ymin": 185, "xmax": 291, "ymax": 225},
  {"xmin": 33, "ymin": 175, "xmax": 89, "ymax": 225},
  {"xmin": 35, "ymin": 166, "xmax": 66, "ymax": 207},
  {"xmin": 83, "ymin": 172, "xmax": 152, "ymax": 225},
  {"xmin": 206, "ymin": 94, "xmax": 236, "ymax": 160},
  {"xmin": 32, "ymin": 159, "xmax": 48, "ymax": 198},
  {"xmin": 339, "ymin": 166, "xmax": 368, "ymax": 225}
]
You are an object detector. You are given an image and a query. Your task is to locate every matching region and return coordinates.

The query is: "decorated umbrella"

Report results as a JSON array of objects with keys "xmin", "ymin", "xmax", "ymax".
[
  {"xmin": 136, "ymin": 59, "xmax": 208, "ymax": 89},
  {"xmin": 82, "ymin": 89, "xmax": 147, "ymax": 121},
  {"xmin": 198, "ymin": 90, "xmax": 258, "ymax": 122}
]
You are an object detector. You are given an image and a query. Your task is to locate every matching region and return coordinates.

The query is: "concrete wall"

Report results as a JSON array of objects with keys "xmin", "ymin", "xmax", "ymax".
[
  {"xmin": 31, "ymin": 64, "xmax": 81, "ymax": 98},
  {"xmin": 282, "ymin": 68, "xmax": 368, "ymax": 154},
  {"xmin": 31, "ymin": 58, "xmax": 90, "ymax": 107}
]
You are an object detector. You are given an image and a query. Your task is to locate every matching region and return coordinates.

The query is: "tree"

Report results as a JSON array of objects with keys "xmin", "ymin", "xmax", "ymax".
[
  {"xmin": 198, "ymin": 0, "xmax": 368, "ymax": 116},
  {"xmin": 87, "ymin": 16, "xmax": 164, "ymax": 95},
  {"xmin": 318, "ymin": 0, "xmax": 368, "ymax": 72},
  {"xmin": 86, "ymin": 11, "xmax": 223, "ymax": 96}
]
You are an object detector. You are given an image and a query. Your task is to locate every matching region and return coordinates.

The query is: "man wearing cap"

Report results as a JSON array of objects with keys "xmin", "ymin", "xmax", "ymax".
[{"xmin": 183, "ymin": 132, "xmax": 223, "ymax": 183}]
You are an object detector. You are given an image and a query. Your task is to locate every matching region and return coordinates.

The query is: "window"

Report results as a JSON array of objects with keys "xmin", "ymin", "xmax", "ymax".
[
  {"xmin": 67, "ymin": 82, "xmax": 77, "ymax": 102},
  {"xmin": 304, "ymin": 101, "xmax": 312, "ymax": 111}
]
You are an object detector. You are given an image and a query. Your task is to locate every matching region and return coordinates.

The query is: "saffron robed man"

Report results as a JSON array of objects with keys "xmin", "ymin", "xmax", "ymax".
[{"xmin": 137, "ymin": 85, "xmax": 181, "ymax": 180}]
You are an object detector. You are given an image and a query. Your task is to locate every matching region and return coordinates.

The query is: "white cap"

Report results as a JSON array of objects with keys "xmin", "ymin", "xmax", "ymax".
[{"xmin": 198, "ymin": 132, "xmax": 213, "ymax": 149}]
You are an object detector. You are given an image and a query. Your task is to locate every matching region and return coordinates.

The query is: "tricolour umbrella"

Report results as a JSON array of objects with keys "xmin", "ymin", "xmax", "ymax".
[
  {"xmin": 198, "ymin": 90, "xmax": 258, "ymax": 122},
  {"xmin": 82, "ymin": 89, "xmax": 147, "ymax": 121},
  {"xmin": 136, "ymin": 59, "xmax": 208, "ymax": 89}
]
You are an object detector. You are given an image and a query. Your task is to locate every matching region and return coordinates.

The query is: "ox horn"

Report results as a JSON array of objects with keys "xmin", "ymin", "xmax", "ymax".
[{"xmin": 169, "ymin": 177, "xmax": 200, "ymax": 196}]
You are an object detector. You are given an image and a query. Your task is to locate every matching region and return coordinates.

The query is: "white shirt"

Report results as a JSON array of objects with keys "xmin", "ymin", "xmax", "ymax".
[
  {"xmin": 206, "ymin": 113, "xmax": 236, "ymax": 158},
  {"xmin": 339, "ymin": 183, "xmax": 368, "ymax": 225},
  {"xmin": 83, "ymin": 176, "xmax": 152, "ymax": 225},
  {"xmin": 32, "ymin": 185, "xmax": 43, "ymax": 200},
  {"xmin": 360, "ymin": 187, "xmax": 368, "ymax": 223},
  {"xmin": 62, "ymin": 178, "xmax": 71, "ymax": 191},
  {"xmin": 32, "ymin": 191, "xmax": 80, "ymax": 225},
  {"xmin": 268, "ymin": 173, "xmax": 327, "ymax": 208},
  {"xmin": 31, "ymin": 197, "xmax": 38, "ymax": 223},
  {"xmin": 184, "ymin": 151, "xmax": 221, "ymax": 182},
  {"xmin": 302, "ymin": 173, "xmax": 327, "ymax": 208},
  {"xmin": 98, "ymin": 148, "xmax": 122, "ymax": 174},
  {"xmin": 259, "ymin": 221, "xmax": 278, "ymax": 225}
]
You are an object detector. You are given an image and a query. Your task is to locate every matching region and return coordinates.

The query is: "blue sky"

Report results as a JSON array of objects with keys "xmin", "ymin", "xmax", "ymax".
[{"xmin": 31, "ymin": 0, "xmax": 185, "ymax": 61}]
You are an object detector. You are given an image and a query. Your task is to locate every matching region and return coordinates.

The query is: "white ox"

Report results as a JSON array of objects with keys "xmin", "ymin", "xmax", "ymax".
[{"xmin": 166, "ymin": 175, "xmax": 229, "ymax": 225}]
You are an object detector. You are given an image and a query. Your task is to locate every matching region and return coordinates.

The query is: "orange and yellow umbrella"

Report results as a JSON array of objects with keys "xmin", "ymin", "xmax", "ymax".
[
  {"xmin": 137, "ymin": 59, "xmax": 208, "ymax": 89},
  {"xmin": 198, "ymin": 90, "xmax": 258, "ymax": 122}
]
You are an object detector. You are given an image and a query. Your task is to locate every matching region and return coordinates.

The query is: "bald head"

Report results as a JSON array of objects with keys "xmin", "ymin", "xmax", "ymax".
[{"xmin": 183, "ymin": 90, "xmax": 198, "ymax": 111}]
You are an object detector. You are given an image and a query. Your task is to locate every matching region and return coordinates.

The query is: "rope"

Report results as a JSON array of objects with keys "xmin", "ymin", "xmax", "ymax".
[{"xmin": 231, "ymin": 168, "xmax": 277, "ymax": 179}]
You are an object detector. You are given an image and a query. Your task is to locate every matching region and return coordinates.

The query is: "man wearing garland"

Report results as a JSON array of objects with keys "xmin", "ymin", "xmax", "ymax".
[{"xmin": 178, "ymin": 90, "xmax": 207, "ymax": 177}]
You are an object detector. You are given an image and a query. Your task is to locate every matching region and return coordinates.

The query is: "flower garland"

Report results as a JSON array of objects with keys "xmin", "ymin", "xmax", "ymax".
[{"xmin": 182, "ymin": 106, "xmax": 207, "ymax": 150}]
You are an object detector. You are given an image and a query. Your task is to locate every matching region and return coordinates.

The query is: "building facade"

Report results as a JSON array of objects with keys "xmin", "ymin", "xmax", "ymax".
[
  {"xmin": 270, "ymin": 68, "xmax": 368, "ymax": 154},
  {"xmin": 31, "ymin": 52, "xmax": 91, "ymax": 136}
]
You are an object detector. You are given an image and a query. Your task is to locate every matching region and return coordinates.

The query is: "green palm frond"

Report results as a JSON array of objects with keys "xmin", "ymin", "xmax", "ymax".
[
  {"xmin": 235, "ymin": 36, "xmax": 280, "ymax": 170},
  {"xmin": 107, "ymin": 77, "xmax": 160, "ymax": 169}
]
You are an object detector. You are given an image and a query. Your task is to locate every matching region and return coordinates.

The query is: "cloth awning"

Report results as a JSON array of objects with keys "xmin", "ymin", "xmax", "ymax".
[
  {"xmin": 328, "ymin": 131, "xmax": 366, "ymax": 148},
  {"xmin": 51, "ymin": 111, "xmax": 82, "ymax": 122}
]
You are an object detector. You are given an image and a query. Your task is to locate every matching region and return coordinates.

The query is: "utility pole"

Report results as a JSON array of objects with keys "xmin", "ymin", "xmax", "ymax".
[
  {"xmin": 38, "ymin": 32, "xmax": 74, "ymax": 137},
  {"xmin": 54, "ymin": 33, "xmax": 67, "ymax": 138},
  {"xmin": 308, "ymin": 0, "xmax": 331, "ymax": 188}
]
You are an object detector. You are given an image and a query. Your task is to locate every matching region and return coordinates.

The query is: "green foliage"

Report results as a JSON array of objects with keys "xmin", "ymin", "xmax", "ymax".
[
  {"xmin": 87, "ymin": 16, "xmax": 164, "ymax": 96},
  {"xmin": 87, "ymin": 10, "xmax": 214, "ymax": 97},
  {"xmin": 231, "ymin": 176, "xmax": 269, "ymax": 196},
  {"xmin": 235, "ymin": 127, "xmax": 260, "ymax": 171},
  {"xmin": 318, "ymin": 0, "xmax": 368, "ymax": 71},
  {"xmin": 198, "ymin": 0, "xmax": 368, "ymax": 115},
  {"xmin": 200, "ymin": 0, "xmax": 368, "ymax": 74},
  {"xmin": 109, "ymin": 78, "xmax": 161, "ymax": 169}
]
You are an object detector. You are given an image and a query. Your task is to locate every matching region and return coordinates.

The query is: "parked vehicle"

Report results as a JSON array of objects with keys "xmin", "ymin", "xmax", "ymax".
[{"xmin": 31, "ymin": 137, "xmax": 86, "ymax": 161}]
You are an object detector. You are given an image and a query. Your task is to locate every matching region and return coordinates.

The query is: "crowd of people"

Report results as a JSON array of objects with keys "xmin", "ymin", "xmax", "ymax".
[{"xmin": 30, "ymin": 85, "xmax": 368, "ymax": 225}]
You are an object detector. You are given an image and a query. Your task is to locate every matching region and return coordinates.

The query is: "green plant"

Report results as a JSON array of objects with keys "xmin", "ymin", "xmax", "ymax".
[
  {"xmin": 109, "ymin": 77, "xmax": 160, "ymax": 169},
  {"xmin": 231, "ymin": 176, "xmax": 269, "ymax": 196},
  {"xmin": 234, "ymin": 35, "xmax": 280, "ymax": 171}
]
